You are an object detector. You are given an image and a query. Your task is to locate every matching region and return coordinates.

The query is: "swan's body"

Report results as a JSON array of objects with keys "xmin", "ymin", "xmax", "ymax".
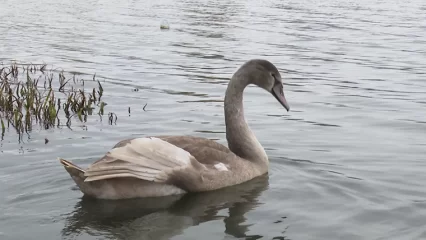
[{"xmin": 60, "ymin": 59, "xmax": 290, "ymax": 200}]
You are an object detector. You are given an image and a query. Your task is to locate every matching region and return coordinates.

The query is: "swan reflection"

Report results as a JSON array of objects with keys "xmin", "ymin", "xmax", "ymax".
[{"xmin": 62, "ymin": 175, "xmax": 270, "ymax": 239}]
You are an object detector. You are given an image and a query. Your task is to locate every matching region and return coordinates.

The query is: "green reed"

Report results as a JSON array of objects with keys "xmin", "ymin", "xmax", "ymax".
[{"xmin": 0, "ymin": 63, "xmax": 110, "ymax": 139}]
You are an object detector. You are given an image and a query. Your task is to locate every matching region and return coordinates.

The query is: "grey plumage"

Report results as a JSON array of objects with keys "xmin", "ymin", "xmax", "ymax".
[{"xmin": 59, "ymin": 59, "xmax": 290, "ymax": 200}]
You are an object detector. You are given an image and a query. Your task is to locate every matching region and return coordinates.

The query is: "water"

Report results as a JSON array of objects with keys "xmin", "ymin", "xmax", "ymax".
[{"xmin": 1, "ymin": 0, "xmax": 426, "ymax": 239}]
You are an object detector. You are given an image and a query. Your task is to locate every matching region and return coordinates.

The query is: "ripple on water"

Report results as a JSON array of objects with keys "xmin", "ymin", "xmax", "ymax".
[{"xmin": 1, "ymin": 0, "xmax": 426, "ymax": 239}]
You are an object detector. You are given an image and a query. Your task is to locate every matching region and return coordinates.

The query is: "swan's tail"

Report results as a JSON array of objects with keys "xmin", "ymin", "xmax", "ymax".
[
  {"xmin": 59, "ymin": 158, "xmax": 95, "ymax": 196},
  {"xmin": 59, "ymin": 158, "xmax": 85, "ymax": 174}
]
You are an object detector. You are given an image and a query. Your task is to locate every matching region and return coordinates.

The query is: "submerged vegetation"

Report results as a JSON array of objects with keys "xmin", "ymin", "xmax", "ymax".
[{"xmin": 0, "ymin": 62, "xmax": 112, "ymax": 140}]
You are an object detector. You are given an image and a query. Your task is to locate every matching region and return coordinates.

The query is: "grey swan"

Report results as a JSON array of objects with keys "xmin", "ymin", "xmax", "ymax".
[{"xmin": 59, "ymin": 59, "xmax": 290, "ymax": 200}]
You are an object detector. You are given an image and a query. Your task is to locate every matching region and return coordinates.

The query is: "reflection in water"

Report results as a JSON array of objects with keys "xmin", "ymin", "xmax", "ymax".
[{"xmin": 61, "ymin": 175, "xmax": 281, "ymax": 239}]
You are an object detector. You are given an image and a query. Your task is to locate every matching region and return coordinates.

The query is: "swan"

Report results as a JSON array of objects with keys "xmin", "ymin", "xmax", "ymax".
[{"xmin": 59, "ymin": 59, "xmax": 290, "ymax": 199}]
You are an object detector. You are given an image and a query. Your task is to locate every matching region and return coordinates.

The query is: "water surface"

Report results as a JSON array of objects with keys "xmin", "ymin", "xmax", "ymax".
[{"xmin": 1, "ymin": 0, "xmax": 426, "ymax": 239}]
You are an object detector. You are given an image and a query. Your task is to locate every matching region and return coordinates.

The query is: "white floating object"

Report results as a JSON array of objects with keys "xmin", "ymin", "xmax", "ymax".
[{"xmin": 160, "ymin": 20, "xmax": 170, "ymax": 30}]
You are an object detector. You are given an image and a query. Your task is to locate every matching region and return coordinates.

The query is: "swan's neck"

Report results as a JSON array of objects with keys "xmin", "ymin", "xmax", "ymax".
[{"xmin": 224, "ymin": 75, "xmax": 268, "ymax": 167}]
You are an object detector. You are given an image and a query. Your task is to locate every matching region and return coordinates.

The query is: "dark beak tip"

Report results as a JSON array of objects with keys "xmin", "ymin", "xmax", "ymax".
[{"xmin": 283, "ymin": 104, "xmax": 290, "ymax": 112}]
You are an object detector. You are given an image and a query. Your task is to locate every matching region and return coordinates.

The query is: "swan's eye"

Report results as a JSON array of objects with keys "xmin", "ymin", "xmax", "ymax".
[{"xmin": 271, "ymin": 73, "xmax": 276, "ymax": 79}]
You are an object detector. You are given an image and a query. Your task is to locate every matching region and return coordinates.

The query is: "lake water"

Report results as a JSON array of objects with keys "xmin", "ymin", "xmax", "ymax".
[{"xmin": 1, "ymin": 0, "xmax": 426, "ymax": 239}]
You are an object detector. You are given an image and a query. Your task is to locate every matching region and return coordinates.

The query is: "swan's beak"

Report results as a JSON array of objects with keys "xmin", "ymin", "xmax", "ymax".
[{"xmin": 272, "ymin": 84, "xmax": 290, "ymax": 111}]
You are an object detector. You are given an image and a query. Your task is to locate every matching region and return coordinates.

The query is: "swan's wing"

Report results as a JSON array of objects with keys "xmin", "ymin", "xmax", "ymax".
[
  {"xmin": 156, "ymin": 135, "xmax": 233, "ymax": 165},
  {"xmin": 112, "ymin": 135, "xmax": 232, "ymax": 160},
  {"xmin": 84, "ymin": 137, "xmax": 205, "ymax": 182},
  {"xmin": 110, "ymin": 135, "xmax": 233, "ymax": 167}
]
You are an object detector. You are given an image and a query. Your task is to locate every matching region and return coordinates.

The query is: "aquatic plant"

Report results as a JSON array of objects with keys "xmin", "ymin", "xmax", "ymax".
[{"xmin": 0, "ymin": 62, "xmax": 110, "ymax": 140}]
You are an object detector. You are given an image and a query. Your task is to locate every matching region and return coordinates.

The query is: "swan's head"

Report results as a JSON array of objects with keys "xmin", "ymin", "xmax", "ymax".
[{"xmin": 238, "ymin": 59, "xmax": 290, "ymax": 111}]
